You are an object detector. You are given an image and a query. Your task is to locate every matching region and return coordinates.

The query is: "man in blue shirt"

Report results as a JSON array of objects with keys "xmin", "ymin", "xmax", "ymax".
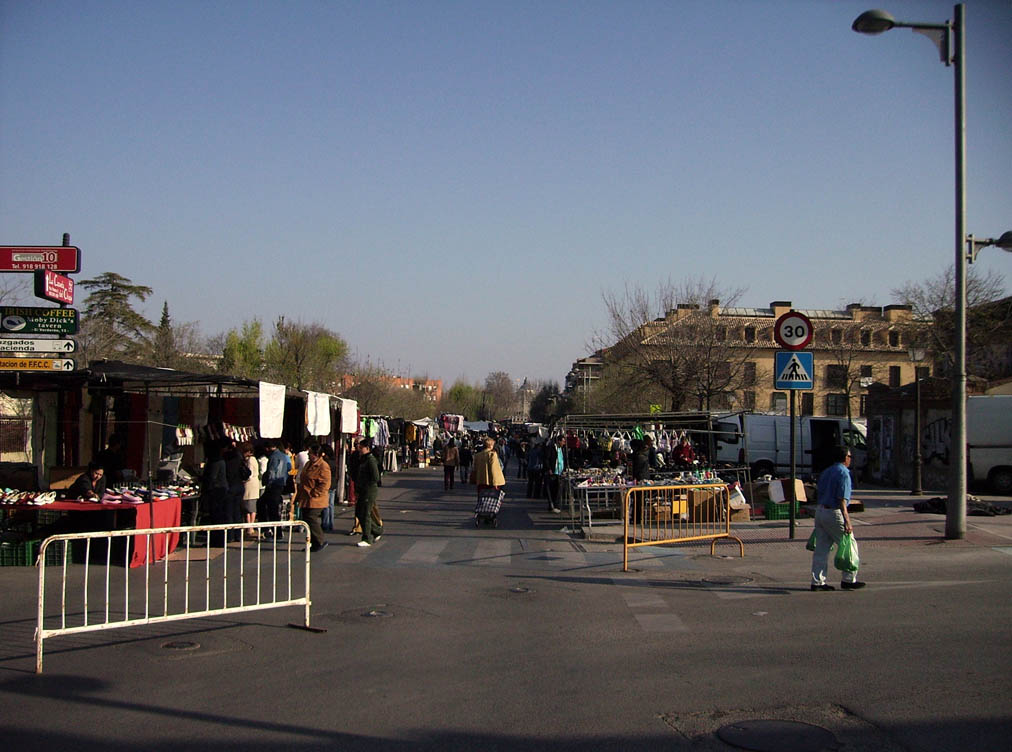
[
  {"xmin": 258, "ymin": 440, "xmax": 292, "ymax": 540},
  {"xmin": 811, "ymin": 446, "xmax": 866, "ymax": 591}
]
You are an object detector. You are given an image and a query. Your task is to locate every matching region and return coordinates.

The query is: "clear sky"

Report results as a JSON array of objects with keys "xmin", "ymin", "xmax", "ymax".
[{"xmin": 2, "ymin": 1, "xmax": 1009, "ymax": 388}]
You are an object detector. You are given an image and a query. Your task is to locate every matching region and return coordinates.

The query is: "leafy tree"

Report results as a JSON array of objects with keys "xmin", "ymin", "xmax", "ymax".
[
  {"xmin": 439, "ymin": 379, "xmax": 483, "ymax": 419},
  {"xmin": 77, "ymin": 272, "xmax": 154, "ymax": 363},
  {"xmin": 483, "ymin": 371, "xmax": 518, "ymax": 420},
  {"xmin": 219, "ymin": 319, "xmax": 265, "ymax": 379},
  {"xmin": 263, "ymin": 317, "xmax": 348, "ymax": 392},
  {"xmin": 529, "ymin": 381, "xmax": 567, "ymax": 423}
]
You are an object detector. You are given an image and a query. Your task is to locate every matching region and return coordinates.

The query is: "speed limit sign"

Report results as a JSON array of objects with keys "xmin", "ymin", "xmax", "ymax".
[{"xmin": 774, "ymin": 311, "xmax": 813, "ymax": 350}]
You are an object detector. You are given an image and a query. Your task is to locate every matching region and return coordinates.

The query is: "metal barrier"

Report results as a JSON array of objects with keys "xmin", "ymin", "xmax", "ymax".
[
  {"xmin": 622, "ymin": 483, "xmax": 744, "ymax": 571},
  {"xmin": 34, "ymin": 521, "xmax": 312, "ymax": 674}
]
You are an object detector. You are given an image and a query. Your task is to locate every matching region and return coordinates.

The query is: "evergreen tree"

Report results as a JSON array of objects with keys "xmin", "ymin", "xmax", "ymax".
[
  {"xmin": 78, "ymin": 272, "xmax": 154, "ymax": 363},
  {"xmin": 150, "ymin": 301, "xmax": 179, "ymax": 368}
]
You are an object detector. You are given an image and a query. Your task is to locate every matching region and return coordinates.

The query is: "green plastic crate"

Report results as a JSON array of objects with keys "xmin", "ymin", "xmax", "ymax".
[
  {"xmin": 764, "ymin": 501, "xmax": 800, "ymax": 520},
  {"xmin": 0, "ymin": 540, "xmax": 32, "ymax": 566}
]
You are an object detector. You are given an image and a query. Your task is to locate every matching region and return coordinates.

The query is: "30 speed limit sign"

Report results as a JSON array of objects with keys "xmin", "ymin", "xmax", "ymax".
[{"xmin": 773, "ymin": 311, "xmax": 813, "ymax": 350}]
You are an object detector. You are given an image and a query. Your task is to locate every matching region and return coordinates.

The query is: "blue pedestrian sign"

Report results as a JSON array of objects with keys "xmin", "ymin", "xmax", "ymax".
[{"xmin": 775, "ymin": 351, "xmax": 814, "ymax": 390}]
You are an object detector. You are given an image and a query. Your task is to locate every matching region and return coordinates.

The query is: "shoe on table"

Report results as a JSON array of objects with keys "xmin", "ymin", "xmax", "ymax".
[
  {"xmin": 810, "ymin": 583, "xmax": 835, "ymax": 591},
  {"xmin": 357, "ymin": 540, "xmax": 372, "ymax": 548},
  {"xmin": 841, "ymin": 581, "xmax": 867, "ymax": 590}
]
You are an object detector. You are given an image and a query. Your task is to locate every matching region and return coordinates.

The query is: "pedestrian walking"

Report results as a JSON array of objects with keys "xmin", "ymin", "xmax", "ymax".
[
  {"xmin": 321, "ymin": 444, "xmax": 338, "ymax": 531},
  {"xmin": 810, "ymin": 446, "xmax": 866, "ymax": 591},
  {"xmin": 295, "ymin": 443, "xmax": 332, "ymax": 553},
  {"xmin": 458, "ymin": 441, "xmax": 473, "ymax": 484},
  {"xmin": 442, "ymin": 438, "xmax": 459, "ymax": 491},
  {"xmin": 354, "ymin": 439, "xmax": 384, "ymax": 547},
  {"xmin": 472, "ymin": 437, "xmax": 506, "ymax": 495},
  {"xmin": 542, "ymin": 436, "xmax": 565, "ymax": 513}
]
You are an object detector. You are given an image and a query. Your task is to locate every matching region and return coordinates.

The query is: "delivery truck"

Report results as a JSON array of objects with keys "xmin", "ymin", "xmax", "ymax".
[
  {"xmin": 967, "ymin": 395, "xmax": 1012, "ymax": 494},
  {"xmin": 713, "ymin": 413, "xmax": 867, "ymax": 478}
]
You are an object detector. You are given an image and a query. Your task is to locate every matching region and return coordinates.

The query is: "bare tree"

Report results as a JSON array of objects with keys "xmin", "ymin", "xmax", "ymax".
[
  {"xmin": 595, "ymin": 277, "xmax": 757, "ymax": 411},
  {"xmin": 893, "ymin": 265, "xmax": 1009, "ymax": 380}
]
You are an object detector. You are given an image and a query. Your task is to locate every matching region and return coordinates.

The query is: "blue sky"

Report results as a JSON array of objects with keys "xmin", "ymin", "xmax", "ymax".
[{"xmin": 2, "ymin": 1, "xmax": 1009, "ymax": 388}]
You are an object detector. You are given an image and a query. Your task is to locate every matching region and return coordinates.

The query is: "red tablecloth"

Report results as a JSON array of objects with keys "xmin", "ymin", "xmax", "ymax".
[{"xmin": 6, "ymin": 496, "xmax": 182, "ymax": 567}]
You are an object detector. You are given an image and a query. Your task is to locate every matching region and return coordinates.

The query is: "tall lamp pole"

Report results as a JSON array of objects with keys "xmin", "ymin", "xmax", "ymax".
[
  {"xmin": 908, "ymin": 347, "xmax": 925, "ymax": 495},
  {"xmin": 852, "ymin": 5, "xmax": 968, "ymax": 538}
]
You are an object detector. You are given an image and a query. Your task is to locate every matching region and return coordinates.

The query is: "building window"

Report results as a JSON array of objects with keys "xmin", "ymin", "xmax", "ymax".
[
  {"xmin": 743, "ymin": 361, "xmax": 756, "ymax": 386},
  {"xmin": 744, "ymin": 326, "xmax": 756, "ymax": 343},
  {"xmin": 825, "ymin": 364, "xmax": 847, "ymax": 389},
  {"xmin": 743, "ymin": 390, "xmax": 756, "ymax": 410},
  {"xmin": 889, "ymin": 365, "xmax": 901, "ymax": 387},
  {"xmin": 826, "ymin": 394, "xmax": 848, "ymax": 416},
  {"xmin": 831, "ymin": 328, "xmax": 842, "ymax": 345},
  {"xmin": 715, "ymin": 326, "xmax": 727, "ymax": 342},
  {"xmin": 859, "ymin": 395, "xmax": 868, "ymax": 416},
  {"xmin": 916, "ymin": 366, "xmax": 930, "ymax": 381},
  {"xmin": 860, "ymin": 365, "xmax": 872, "ymax": 378},
  {"xmin": 889, "ymin": 330, "xmax": 900, "ymax": 347},
  {"xmin": 861, "ymin": 329, "xmax": 871, "ymax": 346},
  {"xmin": 770, "ymin": 392, "xmax": 787, "ymax": 414},
  {"xmin": 801, "ymin": 393, "xmax": 814, "ymax": 416},
  {"xmin": 711, "ymin": 392, "xmax": 731, "ymax": 410}
]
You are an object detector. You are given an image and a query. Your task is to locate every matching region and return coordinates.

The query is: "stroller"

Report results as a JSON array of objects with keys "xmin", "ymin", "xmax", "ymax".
[{"xmin": 474, "ymin": 487, "xmax": 505, "ymax": 527}]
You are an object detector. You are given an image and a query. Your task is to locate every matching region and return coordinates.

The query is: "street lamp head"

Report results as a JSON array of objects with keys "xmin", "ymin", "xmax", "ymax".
[
  {"xmin": 853, "ymin": 9, "xmax": 897, "ymax": 34},
  {"xmin": 995, "ymin": 231, "xmax": 1012, "ymax": 252}
]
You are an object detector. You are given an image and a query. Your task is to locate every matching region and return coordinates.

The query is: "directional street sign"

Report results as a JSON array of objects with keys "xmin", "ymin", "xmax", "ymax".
[
  {"xmin": 0, "ymin": 306, "xmax": 78, "ymax": 335},
  {"xmin": 775, "ymin": 351, "xmax": 814, "ymax": 390},
  {"xmin": 773, "ymin": 311, "xmax": 814, "ymax": 351},
  {"xmin": 0, "ymin": 338, "xmax": 76, "ymax": 354},
  {"xmin": 0, "ymin": 246, "xmax": 80, "ymax": 273},
  {"xmin": 0, "ymin": 357, "xmax": 76, "ymax": 372}
]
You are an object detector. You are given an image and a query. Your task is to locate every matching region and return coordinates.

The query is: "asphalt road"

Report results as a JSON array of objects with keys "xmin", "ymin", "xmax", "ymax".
[{"xmin": 2, "ymin": 467, "xmax": 1010, "ymax": 751}]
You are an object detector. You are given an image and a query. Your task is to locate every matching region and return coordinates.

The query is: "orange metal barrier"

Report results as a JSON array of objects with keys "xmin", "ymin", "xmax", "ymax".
[{"xmin": 622, "ymin": 483, "xmax": 744, "ymax": 571}]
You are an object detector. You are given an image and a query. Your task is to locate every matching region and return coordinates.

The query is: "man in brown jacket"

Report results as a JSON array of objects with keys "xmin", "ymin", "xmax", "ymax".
[{"xmin": 295, "ymin": 443, "xmax": 332, "ymax": 553}]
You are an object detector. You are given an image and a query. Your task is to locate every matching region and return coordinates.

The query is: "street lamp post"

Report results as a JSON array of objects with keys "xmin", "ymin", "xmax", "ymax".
[
  {"xmin": 852, "ymin": 5, "xmax": 969, "ymax": 538},
  {"xmin": 908, "ymin": 347, "xmax": 926, "ymax": 495},
  {"xmin": 853, "ymin": 7, "xmax": 1012, "ymax": 537}
]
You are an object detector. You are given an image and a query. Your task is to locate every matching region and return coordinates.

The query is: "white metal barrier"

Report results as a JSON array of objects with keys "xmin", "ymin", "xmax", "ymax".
[{"xmin": 34, "ymin": 521, "xmax": 312, "ymax": 674}]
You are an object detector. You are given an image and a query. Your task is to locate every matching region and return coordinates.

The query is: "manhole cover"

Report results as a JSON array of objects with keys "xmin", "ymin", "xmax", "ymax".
[
  {"xmin": 702, "ymin": 576, "xmax": 754, "ymax": 586},
  {"xmin": 362, "ymin": 609, "xmax": 393, "ymax": 618},
  {"xmin": 509, "ymin": 586, "xmax": 532, "ymax": 594},
  {"xmin": 162, "ymin": 640, "xmax": 200, "ymax": 651},
  {"xmin": 716, "ymin": 720, "xmax": 838, "ymax": 751}
]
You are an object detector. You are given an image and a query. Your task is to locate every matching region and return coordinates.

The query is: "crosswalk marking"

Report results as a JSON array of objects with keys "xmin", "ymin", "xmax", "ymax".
[
  {"xmin": 400, "ymin": 539, "xmax": 450, "ymax": 565},
  {"xmin": 472, "ymin": 539, "xmax": 513, "ymax": 566}
]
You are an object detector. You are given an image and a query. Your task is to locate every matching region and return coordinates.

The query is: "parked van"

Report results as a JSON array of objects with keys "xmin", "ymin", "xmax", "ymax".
[
  {"xmin": 967, "ymin": 395, "xmax": 1012, "ymax": 495},
  {"xmin": 713, "ymin": 413, "xmax": 867, "ymax": 477}
]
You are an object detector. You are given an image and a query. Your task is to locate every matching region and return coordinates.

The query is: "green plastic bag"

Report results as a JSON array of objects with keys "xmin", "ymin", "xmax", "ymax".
[
  {"xmin": 834, "ymin": 533, "xmax": 859, "ymax": 573},
  {"xmin": 805, "ymin": 530, "xmax": 817, "ymax": 552}
]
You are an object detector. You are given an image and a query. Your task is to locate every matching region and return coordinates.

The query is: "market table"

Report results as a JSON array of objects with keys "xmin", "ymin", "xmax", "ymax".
[{"xmin": 3, "ymin": 496, "xmax": 182, "ymax": 567}]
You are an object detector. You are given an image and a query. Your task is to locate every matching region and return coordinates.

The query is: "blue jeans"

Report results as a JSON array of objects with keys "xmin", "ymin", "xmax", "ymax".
[{"xmin": 321, "ymin": 490, "xmax": 335, "ymax": 531}]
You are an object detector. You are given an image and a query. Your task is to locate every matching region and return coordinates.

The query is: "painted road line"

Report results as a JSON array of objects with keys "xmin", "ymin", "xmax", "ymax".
[{"xmin": 400, "ymin": 539, "xmax": 450, "ymax": 565}]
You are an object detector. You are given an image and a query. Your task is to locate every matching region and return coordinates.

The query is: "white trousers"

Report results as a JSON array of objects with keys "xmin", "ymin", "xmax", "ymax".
[{"xmin": 811, "ymin": 506, "xmax": 858, "ymax": 585}]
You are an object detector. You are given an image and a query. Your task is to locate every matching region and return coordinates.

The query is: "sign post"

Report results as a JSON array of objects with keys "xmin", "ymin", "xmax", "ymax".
[
  {"xmin": 0, "ymin": 307, "xmax": 78, "ymax": 335},
  {"xmin": 0, "ymin": 246, "xmax": 80, "ymax": 273},
  {"xmin": 773, "ymin": 311, "xmax": 815, "ymax": 539}
]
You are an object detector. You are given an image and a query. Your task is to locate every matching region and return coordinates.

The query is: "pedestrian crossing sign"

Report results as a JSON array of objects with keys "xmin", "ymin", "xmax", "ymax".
[{"xmin": 774, "ymin": 351, "xmax": 814, "ymax": 390}]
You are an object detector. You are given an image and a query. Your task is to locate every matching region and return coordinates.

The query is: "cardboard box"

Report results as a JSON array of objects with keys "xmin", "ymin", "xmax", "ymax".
[
  {"xmin": 729, "ymin": 506, "xmax": 751, "ymax": 522},
  {"xmin": 688, "ymin": 488, "xmax": 724, "ymax": 523},
  {"xmin": 768, "ymin": 479, "xmax": 807, "ymax": 503}
]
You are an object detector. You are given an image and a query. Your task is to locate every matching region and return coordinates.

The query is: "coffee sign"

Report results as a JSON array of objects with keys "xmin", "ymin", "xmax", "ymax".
[{"xmin": 0, "ymin": 306, "xmax": 79, "ymax": 335}]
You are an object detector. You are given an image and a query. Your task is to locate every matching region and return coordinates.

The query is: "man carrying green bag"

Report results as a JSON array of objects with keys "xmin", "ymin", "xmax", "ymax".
[{"xmin": 810, "ymin": 446, "xmax": 867, "ymax": 591}]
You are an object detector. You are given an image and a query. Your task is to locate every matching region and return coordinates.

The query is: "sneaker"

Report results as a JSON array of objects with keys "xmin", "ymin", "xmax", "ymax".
[
  {"xmin": 374, "ymin": 535, "xmax": 382, "ymax": 541},
  {"xmin": 841, "ymin": 581, "xmax": 867, "ymax": 590},
  {"xmin": 810, "ymin": 584, "xmax": 835, "ymax": 591},
  {"xmin": 347, "ymin": 529, "xmax": 358, "ymax": 536},
  {"xmin": 357, "ymin": 540, "xmax": 372, "ymax": 548},
  {"xmin": 310, "ymin": 541, "xmax": 329, "ymax": 553}
]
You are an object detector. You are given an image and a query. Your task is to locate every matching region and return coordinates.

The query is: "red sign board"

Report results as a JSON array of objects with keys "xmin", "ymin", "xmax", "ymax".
[
  {"xmin": 773, "ymin": 311, "xmax": 814, "ymax": 350},
  {"xmin": 34, "ymin": 270, "xmax": 75, "ymax": 305},
  {"xmin": 0, "ymin": 246, "xmax": 81, "ymax": 273}
]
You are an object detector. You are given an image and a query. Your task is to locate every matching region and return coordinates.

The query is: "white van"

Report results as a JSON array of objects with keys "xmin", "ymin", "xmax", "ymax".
[
  {"xmin": 713, "ymin": 413, "xmax": 867, "ymax": 477},
  {"xmin": 967, "ymin": 395, "xmax": 1012, "ymax": 494}
]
